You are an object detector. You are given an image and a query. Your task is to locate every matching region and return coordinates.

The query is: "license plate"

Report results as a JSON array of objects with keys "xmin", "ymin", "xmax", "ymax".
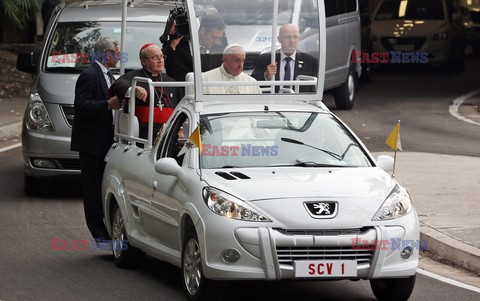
[
  {"xmin": 392, "ymin": 44, "xmax": 414, "ymax": 51},
  {"xmin": 294, "ymin": 260, "xmax": 357, "ymax": 278}
]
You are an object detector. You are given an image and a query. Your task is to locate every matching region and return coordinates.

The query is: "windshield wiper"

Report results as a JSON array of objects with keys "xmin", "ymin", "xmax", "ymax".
[
  {"xmin": 280, "ymin": 137, "xmax": 341, "ymax": 160},
  {"xmin": 219, "ymin": 165, "xmax": 240, "ymax": 168},
  {"xmin": 293, "ymin": 160, "xmax": 345, "ymax": 168}
]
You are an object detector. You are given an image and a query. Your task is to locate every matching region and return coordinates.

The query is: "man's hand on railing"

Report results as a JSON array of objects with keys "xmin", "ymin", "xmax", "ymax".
[{"xmin": 135, "ymin": 86, "xmax": 148, "ymax": 101}]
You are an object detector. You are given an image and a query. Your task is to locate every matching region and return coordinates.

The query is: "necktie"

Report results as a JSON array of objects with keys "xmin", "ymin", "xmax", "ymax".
[
  {"xmin": 284, "ymin": 57, "xmax": 292, "ymax": 89},
  {"xmin": 107, "ymin": 71, "xmax": 115, "ymax": 87}
]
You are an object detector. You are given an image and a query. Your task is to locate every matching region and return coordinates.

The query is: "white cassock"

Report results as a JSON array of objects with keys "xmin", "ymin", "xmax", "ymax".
[{"xmin": 202, "ymin": 65, "xmax": 262, "ymax": 94}]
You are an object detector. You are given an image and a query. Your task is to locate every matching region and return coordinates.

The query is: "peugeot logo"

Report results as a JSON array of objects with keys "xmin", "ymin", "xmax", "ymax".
[{"xmin": 303, "ymin": 201, "xmax": 338, "ymax": 219}]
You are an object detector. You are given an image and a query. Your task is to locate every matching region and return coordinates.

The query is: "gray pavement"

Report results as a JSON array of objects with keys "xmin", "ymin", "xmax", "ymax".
[{"xmin": 1, "ymin": 95, "xmax": 479, "ymax": 275}]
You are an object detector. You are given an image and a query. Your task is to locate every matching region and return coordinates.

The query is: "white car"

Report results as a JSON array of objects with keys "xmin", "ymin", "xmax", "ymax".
[
  {"xmin": 102, "ymin": 1, "xmax": 419, "ymax": 300},
  {"xmin": 102, "ymin": 97, "xmax": 419, "ymax": 301}
]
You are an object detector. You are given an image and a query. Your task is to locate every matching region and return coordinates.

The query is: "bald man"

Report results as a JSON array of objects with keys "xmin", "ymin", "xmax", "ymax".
[
  {"xmin": 251, "ymin": 24, "xmax": 318, "ymax": 92},
  {"xmin": 111, "ymin": 43, "xmax": 183, "ymax": 139},
  {"xmin": 202, "ymin": 44, "xmax": 261, "ymax": 94}
]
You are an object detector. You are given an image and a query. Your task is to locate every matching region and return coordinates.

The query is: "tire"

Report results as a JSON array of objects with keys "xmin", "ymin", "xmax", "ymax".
[
  {"xmin": 24, "ymin": 174, "xmax": 46, "ymax": 196},
  {"xmin": 444, "ymin": 40, "xmax": 465, "ymax": 72},
  {"xmin": 182, "ymin": 230, "xmax": 220, "ymax": 301},
  {"xmin": 111, "ymin": 204, "xmax": 144, "ymax": 268},
  {"xmin": 333, "ymin": 65, "xmax": 357, "ymax": 110},
  {"xmin": 370, "ymin": 275, "xmax": 416, "ymax": 301}
]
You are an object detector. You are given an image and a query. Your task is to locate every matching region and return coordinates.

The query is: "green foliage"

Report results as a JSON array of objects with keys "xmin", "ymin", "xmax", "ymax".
[{"xmin": 1, "ymin": 0, "xmax": 43, "ymax": 29}]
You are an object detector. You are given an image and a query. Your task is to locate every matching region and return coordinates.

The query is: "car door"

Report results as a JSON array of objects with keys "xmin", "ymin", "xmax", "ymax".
[
  {"xmin": 325, "ymin": 0, "xmax": 347, "ymax": 89},
  {"xmin": 140, "ymin": 112, "xmax": 192, "ymax": 252}
]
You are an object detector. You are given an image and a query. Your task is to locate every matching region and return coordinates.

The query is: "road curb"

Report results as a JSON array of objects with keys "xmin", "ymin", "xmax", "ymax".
[
  {"xmin": 0, "ymin": 121, "xmax": 22, "ymax": 140},
  {"xmin": 420, "ymin": 226, "xmax": 480, "ymax": 274}
]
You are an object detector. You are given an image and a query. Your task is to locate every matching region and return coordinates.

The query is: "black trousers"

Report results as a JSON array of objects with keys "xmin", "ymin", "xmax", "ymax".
[{"xmin": 79, "ymin": 153, "xmax": 108, "ymax": 238}]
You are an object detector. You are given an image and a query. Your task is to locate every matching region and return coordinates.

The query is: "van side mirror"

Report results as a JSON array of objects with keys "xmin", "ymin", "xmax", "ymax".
[{"xmin": 17, "ymin": 52, "xmax": 39, "ymax": 74}]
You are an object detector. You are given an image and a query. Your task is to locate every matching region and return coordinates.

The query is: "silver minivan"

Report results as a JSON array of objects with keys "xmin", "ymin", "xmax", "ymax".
[{"xmin": 16, "ymin": 1, "xmax": 172, "ymax": 195}]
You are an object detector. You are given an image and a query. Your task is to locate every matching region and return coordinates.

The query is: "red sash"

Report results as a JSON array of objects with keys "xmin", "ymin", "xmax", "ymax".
[{"xmin": 135, "ymin": 106, "xmax": 174, "ymax": 124}]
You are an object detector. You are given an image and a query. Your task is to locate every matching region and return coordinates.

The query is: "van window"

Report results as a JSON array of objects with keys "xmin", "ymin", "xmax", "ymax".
[
  {"xmin": 325, "ymin": 0, "xmax": 340, "ymax": 18},
  {"xmin": 345, "ymin": 0, "xmax": 357, "ymax": 13},
  {"xmin": 46, "ymin": 21, "xmax": 165, "ymax": 73}
]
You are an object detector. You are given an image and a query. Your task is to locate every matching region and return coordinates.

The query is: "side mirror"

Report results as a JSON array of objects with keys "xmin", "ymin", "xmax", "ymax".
[
  {"xmin": 154, "ymin": 157, "xmax": 184, "ymax": 178},
  {"xmin": 17, "ymin": 52, "xmax": 38, "ymax": 74},
  {"xmin": 376, "ymin": 155, "xmax": 394, "ymax": 173}
]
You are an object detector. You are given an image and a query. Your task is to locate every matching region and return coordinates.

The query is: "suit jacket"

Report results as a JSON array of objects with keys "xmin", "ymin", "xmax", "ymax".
[
  {"xmin": 71, "ymin": 63, "xmax": 114, "ymax": 158},
  {"xmin": 111, "ymin": 69, "xmax": 182, "ymax": 108},
  {"xmin": 251, "ymin": 50, "xmax": 318, "ymax": 92}
]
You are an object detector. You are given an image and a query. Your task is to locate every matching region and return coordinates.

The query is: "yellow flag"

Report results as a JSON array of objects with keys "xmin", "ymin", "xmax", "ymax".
[
  {"xmin": 177, "ymin": 125, "xmax": 202, "ymax": 157},
  {"xmin": 189, "ymin": 126, "xmax": 202, "ymax": 152},
  {"xmin": 386, "ymin": 122, "xmax": 402, "ymax": 151}
]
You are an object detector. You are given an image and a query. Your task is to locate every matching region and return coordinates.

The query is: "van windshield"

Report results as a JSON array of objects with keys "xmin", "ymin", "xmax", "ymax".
[
  {"xmin": 45, "ymin": 21, "xmax": 165, "ymax": 73},
  {"xmin": 375, "ymin": 0, "xmax": 445, "ymax": 21}
]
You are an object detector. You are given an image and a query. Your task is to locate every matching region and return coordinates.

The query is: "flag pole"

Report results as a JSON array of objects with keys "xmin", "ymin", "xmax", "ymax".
[
  {"xmin": 197, "ymin": 122, "xmax": 203, "ymax": 180},
  {"xmin": 392, "ymin": 119, "xmax": 401, "ymax": 177}
]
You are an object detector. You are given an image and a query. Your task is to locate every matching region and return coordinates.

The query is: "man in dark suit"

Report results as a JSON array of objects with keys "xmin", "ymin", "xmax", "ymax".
[
  {"xmin": 251, "ymin": 24, "xmax": 318, "ymax": 92},
  {"xmin": 111, "ymin": 43, "xmax": 182, "ymax": 140},
  {"xmin": 71, "ymin": 37, "xmax": 122, "ymax": 240},
  {"xmin": 162, "ymin": 14, "xmax": 226, "ymax": 81}
]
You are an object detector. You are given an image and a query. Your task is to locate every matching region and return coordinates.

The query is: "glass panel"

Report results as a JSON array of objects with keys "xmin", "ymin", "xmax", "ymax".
[
  {"xmin": 46, "ymin": 21, "xmax": 165, "ymax": 73},
  {"xmin": 200, "ymin": 112, "xmax": 371, "ymax": 168},
  {"xmin": 193, "ymin": 0, "xmax": 321, "ymax": 94}
]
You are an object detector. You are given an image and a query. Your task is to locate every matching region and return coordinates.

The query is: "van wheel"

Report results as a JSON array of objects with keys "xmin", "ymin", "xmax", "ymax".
[
  {"xmin": 111, "ymin": 204, "xmax": 144, "ymax": 268},
  {"xmin": 182, "ymin": 229, "xmax": 220, "ymax": 301},
  {"xmin": 24, "ymin": 174, "xmax": 46, "ymax": 196},
  {"xmin": 333, "ymin": 65, "xmax": 357, "ymax": 110},
  {"xmin": 444, "ymin": 40, "xmax": 465, "ymax": 72},
  {"xmin": 370, "ymin": 275, "xmax": 416, "ymax": 301}
]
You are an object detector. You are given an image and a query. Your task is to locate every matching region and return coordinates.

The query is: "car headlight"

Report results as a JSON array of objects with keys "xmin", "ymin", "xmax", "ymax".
[
  {"xmin": 26, "ymin": 93, "xmax": 54, "ymax": 132},
  {"xmin": 433, "ymin": 32, "xmax": 448, "ymax": 40},
  {"xmin": 372, "ymin": 185, "xmax": 412, "ymax": 221},
  {"xmin": 203, "ymin": 187, "xmax": 271, "ymax": 222}
]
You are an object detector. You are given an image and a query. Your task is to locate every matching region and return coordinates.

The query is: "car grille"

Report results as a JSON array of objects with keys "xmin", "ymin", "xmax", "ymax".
[
  {"xmin": 381, "ymin": 37, "xmax": 426, "ymax": 51},
  {"xmin": 273, "ymin": 227, "xmax": 376, "ymax": 266},
  {"xmin": 55, "ymin": 159, "xmax": 80, "ymax": 169},
  {"xmin": 60, "ymin": 105, "xmax": 74, "ymax": 127},
  {"xmin": 276, "ymin": 246, "xmax": 375, "ymax": 265}
]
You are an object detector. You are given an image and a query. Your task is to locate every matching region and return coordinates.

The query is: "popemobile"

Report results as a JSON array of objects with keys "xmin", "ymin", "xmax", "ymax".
[{"xmin": 102, "ymin": 0, "xmax": 419, "ymax": 300}]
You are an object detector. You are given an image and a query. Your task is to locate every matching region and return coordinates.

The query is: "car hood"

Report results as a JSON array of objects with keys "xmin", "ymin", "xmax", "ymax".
[
  {"xmin": 372, "ymin": 19, "xmax": 448, "ymax": 37},
  {"xmin": 36, "ymin": 72, "xmax": 80, "ymax": 105},
  {"xmin": 203, "ymin": 167, "xmax": 396, "ymax": 201},
  {"xmin": 203, "ymin": 167, "xmax": 397, "ymax": 228}
]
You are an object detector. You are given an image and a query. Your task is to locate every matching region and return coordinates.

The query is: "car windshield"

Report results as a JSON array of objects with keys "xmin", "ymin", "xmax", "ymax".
[
  {"xmin": 45, "ymin": 21, "xmax": 165, "ymax": 73},
  {"xmin": 375, "ymin": 0, "xmax": 445, "ymax": 21},
  {"xmin": 199, "ymin": 111, "xmax": 372, "ymax": 169}
]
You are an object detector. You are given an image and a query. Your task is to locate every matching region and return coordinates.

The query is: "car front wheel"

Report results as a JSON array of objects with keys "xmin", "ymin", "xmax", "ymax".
[
  {"xmin": 370, "ymin": 275, "xmax": 416, "ymax": 301},
  {"xmin": 182, "ymin": 230, "xmax": 220, "ymax": 301}
]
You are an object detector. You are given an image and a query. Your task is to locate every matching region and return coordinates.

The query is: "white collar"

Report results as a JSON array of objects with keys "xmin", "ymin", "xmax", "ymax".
[
  {"xmin": 280, "ymin": 51, "xmax": 297, "ymax": 62},
  {"xmin": 95, "ymin": 60, "xmax": 109, "ymax": 74},
  {"xmin": 219, "ymin": 64, "xmax": 237, "ymax": 79}
]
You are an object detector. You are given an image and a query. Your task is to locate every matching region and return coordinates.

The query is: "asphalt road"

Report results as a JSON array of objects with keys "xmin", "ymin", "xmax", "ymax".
[{"xmin": 1, "ymin": 55, "xmax": 480, "ymax": 299}]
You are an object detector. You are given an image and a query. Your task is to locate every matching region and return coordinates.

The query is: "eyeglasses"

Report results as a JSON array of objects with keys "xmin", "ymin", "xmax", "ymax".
[{"xmin": 150, "ymin": 55, "xmax": 167, "ymax": 62}]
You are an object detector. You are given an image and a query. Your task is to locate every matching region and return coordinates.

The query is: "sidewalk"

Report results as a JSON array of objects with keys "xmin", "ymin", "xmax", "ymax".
[{"xmin": 0, "ymin": 96, "xmax": 479, "ymax": 275}]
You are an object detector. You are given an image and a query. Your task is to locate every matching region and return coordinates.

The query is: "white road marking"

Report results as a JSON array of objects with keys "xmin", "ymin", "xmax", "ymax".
[
  {"xmin": 0, "ymin": 143, "xmax": 21, "ymax": 153},
  {"xmin": 417, "ymin": 268, "xmax": 480, "ymax": 293},
  {"xmin": 448, "ymin": 89, "xmax": 480, "ymax": 126}
]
